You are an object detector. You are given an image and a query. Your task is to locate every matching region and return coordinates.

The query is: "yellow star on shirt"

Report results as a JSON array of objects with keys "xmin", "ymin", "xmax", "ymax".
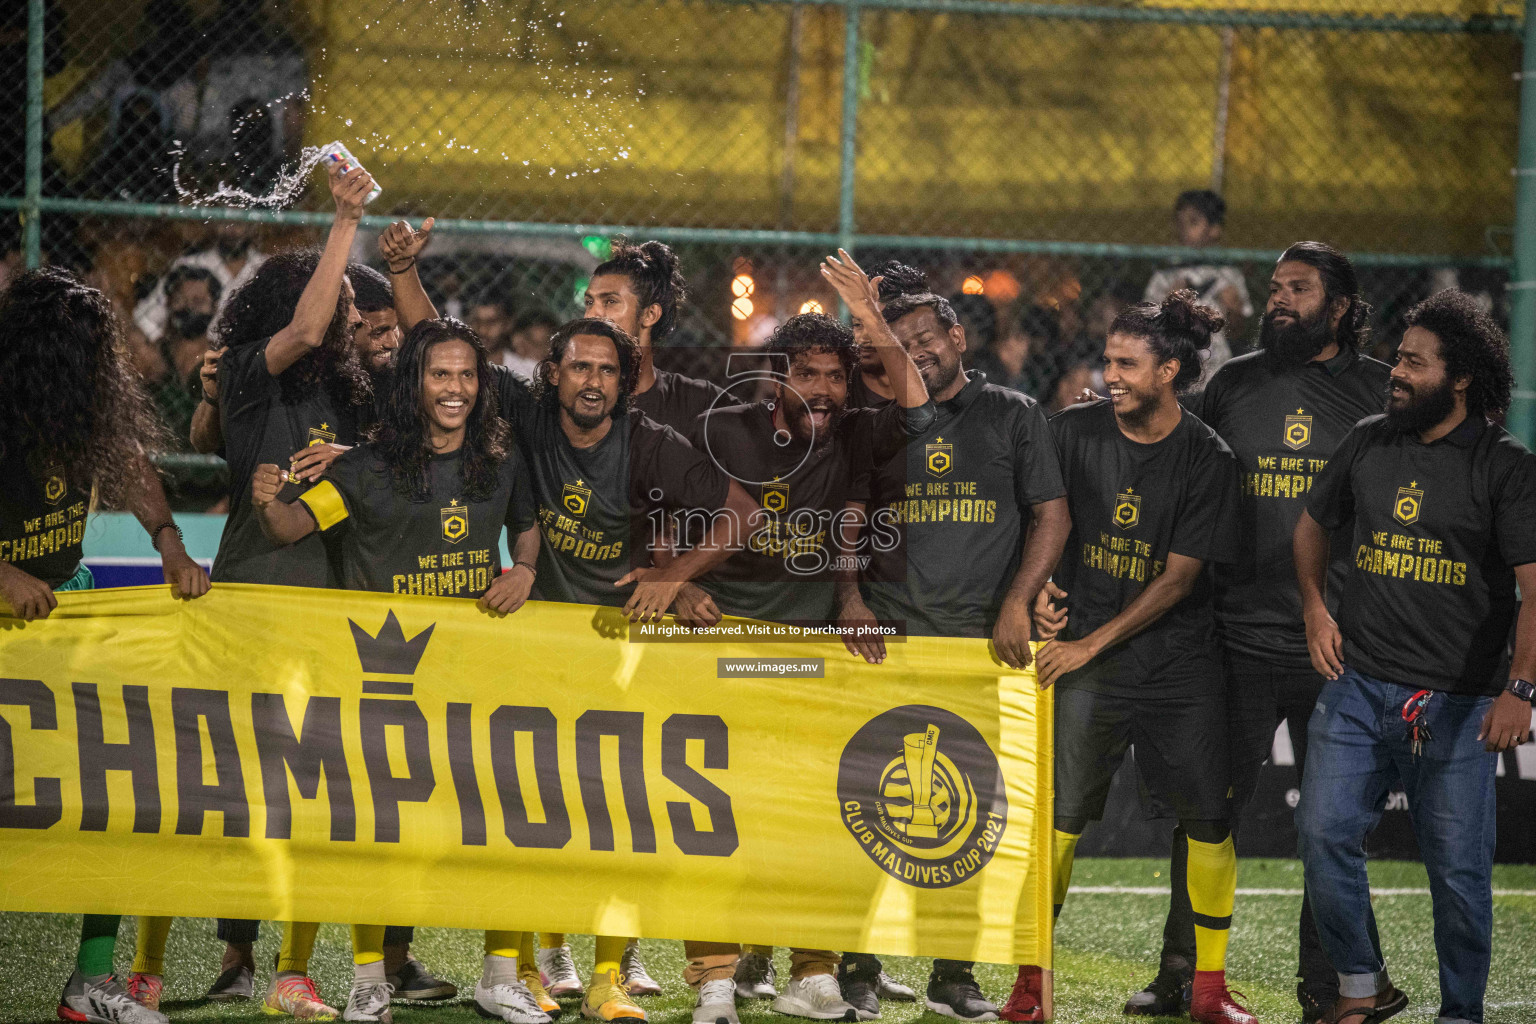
[{"xmin": 450, "ymin": 498, "xmax": 460, "ymax": 506}]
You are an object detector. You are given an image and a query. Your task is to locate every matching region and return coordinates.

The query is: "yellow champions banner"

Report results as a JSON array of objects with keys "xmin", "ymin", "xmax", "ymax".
[{"xmin": 0, "ymin": 585, "xmax": 1052, "ymax": 966}]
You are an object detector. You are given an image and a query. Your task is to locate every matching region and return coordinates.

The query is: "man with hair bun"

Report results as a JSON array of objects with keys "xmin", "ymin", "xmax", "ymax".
[
  {"xmin": 1294, "ymin": 289, "xmax": 1536, "ymax": 1024},
  {"xmin": 1127, "ymin": 241, "xmax": 1389, "ymax": 1023},
  {"xmin": 1028, "ymin": 290, "xmax": 1254, "ymax": 1024},
  {"xmin": 584, "ymin": 238, "xmax": 722, "ymax": 434}
]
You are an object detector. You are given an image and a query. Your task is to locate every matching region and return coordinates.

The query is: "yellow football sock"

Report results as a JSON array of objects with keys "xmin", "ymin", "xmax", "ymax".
[
  {"xmin": 486, "ymin": 930, "xmax": 523, "ymax": 959},
  {"xmin": 1187, "ymin": 835, "xmax": 1237, "ymax": 972},
  {"xmin": 1052, "ymin": 829, "xmax": 1080, "ymax": 918},
  {"xmin": 519, "ymin": 931, "xmax": 538, "ymax": 964},
  {"xmin": 278, "ymin": 922, "xmax": 320, "ymax": 974},
  {"xmin": 541, "ymin": 933, "xmax": 565, "ymax": 947},
  {"xmin": 593, "ymin": 935, "xmax": 627, "ymax": 978},
  {"xmin": 131, "ymin": 916, "xmax": 173, "ymax": 975},
  {"xmin": 352, "ymin": 925, "xmax": 387, "ymax": 967}
]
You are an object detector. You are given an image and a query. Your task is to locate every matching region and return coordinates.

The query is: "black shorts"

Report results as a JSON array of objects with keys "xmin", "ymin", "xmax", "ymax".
[{"xmin": 1054, "ymin": 684, "xmax": 1230, "ymax": 823}]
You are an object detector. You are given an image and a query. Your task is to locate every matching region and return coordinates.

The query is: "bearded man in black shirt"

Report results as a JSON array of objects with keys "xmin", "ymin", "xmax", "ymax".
[
  {"xmin": 1032, "ymin": 291, "xmax": 1254, "ymax": 1024},
  {"xmin": 1294, "ymin": 290, "xmax": 1536, "ymax": 1024},
  {"xmin": 209, "ymin": 162, "xmax": 375, "ymax": 590},
  {"xmin": 838, "ymin": 280, "xmax": 1071, "ymax": 1024},
  {"xmin": 673, "ymin": 254, "xmax": 933, "ymax": 1024},
  {"xmin": 1129, "ymin": 243, "xmax": 1390, "ymax": 1023}
]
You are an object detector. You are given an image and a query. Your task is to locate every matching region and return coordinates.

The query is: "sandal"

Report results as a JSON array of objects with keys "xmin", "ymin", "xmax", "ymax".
[{"xmin": 1332, "ymin": 987, "xmax": 1408, "ymax": 1024}]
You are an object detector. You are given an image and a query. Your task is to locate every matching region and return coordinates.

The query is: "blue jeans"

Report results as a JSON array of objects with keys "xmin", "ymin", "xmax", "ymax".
[{"xmin": 1295, "ymin": 665, "xmax": 1496, "ymax": 1024}]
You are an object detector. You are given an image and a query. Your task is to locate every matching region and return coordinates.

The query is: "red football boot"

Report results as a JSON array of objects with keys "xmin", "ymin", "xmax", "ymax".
[
  {"xmin": 999, "ymin": 966, "xmax": 1044, "ymax": 1023},
  {"xmin": 1189, "ymin": 971, "xmax": 1256, "ymax": 1024}
]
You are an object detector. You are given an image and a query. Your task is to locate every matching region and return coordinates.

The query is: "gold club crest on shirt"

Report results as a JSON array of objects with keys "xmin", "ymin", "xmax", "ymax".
[
  {"xmin": 925, "ymin": 438, "xmax": 953, "ymax": 479},
  {"xmin": 1114, "ymin": 488, "xmax": 1141, "ymax": 530},
  {"xmin": 307, "ymin": 422, "xmax": 336, "ymax": 447},
  {"xmin": 1394, "ymin": 482, "xmax": 1423, "ymax": 526},
  {"xmin": 1284, "ymin": 409, "xmax": 1312, "ymax": 451},
  {"xmin": 562, "ymin": 480, "xmax": 591, "ymax": 519},
  {"xmin": 441, "ymin": 499, "xmax": 469, "ymax": 543},
  {"xmin": 42, "ymin": 466, "xmax": 67, "ymax": 506},
  {"xmin": 762, "ymin": 480, "xmax": 789, "ymax": 514}
]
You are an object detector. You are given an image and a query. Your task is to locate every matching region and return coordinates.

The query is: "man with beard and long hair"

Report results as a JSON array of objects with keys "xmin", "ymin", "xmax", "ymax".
[
  {"xmin": 0, "ymin": 267, "xmax": 210, "ymax": 1024},
  {"xmin": 671, "ymin": 255, "xmax": 932, "ymax": 1024},
  {"xmin": 1123, "ymin": 242, "xmax": 1389, "ymax": 1023},
  {"xmin": 201, "ymin": 162, "xmax": 376, "ymax": 1020},
  {"xmin": 1031, "ymin": 291, "xmax": 1254, "ymax": 1024},
  {"xmin": 837, "ymin": 279, "xmax": 1070, "ymax": 1024},
  {"xmin": 1294, "ymin": 290, "xmax": 1536, "ymax": 1024},
  {"xmin": 252, "ymin": 318, "xmax": 544, "ymax": 1024},
  {"xmin": 381, "ymin": 219, "xmax": 759, "ymax": 1017},
  {"xmin": 189, "ymin": 262, "xmax": 399, "ymax": 475}
]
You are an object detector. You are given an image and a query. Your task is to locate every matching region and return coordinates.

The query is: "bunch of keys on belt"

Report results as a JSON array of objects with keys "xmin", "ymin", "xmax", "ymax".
[{"xmin": 1401, "ymin": 688, "xmax": 1434, "ymax": 757}]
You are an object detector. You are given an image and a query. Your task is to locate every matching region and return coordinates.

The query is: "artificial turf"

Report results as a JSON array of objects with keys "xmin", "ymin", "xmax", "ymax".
[{"xmin": 2, "ymin": 859, "xmax": 1533, "ymax": 1023}]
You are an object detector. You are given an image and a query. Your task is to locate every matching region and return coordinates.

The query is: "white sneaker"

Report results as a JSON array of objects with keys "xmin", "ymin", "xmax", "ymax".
[
  {"xmin": 620, "ymin": 942, "xmax": 660, "ymax": 997},
  {"xmin": 772, "ymin": 975, "xmax": 859, "ymax": 1021},
  {"xmin": 538, "ymin": 946, "xmax": 584, "ymax": 998},
  {"xmin": 59, "ymin": 972, "xmax": 169, "ymax": 1024},
  {"xmin": 693, "ymin": 979, "xmax": 740, "ymax": 1024},
  {"xmin": 476, "ymin": 978, "xmax": 554, "ymax": 1024},
  {"xmin": 343, "ymin": 979, "xmax": 394, "ymax": 1023}
]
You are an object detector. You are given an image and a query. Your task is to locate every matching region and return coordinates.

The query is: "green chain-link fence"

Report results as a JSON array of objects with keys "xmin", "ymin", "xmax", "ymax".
[{"xmin": 2, "ymin": 0, "xmax": 1529, "ymax": 506}]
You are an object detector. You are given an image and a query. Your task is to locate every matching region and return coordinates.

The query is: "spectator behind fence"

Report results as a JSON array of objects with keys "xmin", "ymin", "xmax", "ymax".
[
  {"xmin": 974, "ymin": 303, "xmax": 1066, "ymax": 401},
  {"xmin": 1144, "ymin": 189, "xmax": 1253, "ymax": 374},
  {"xmin": 468, "ymin": 293, "xmax": 515, "ymax": 368},
  {"xmin": 950, "ymin": 293, "xmax": 998, "ymax": 367},
  {"xmin": 504, "ymin": 308, "xmax": 560, "ymax": 382},
  {"xmin": 133, "ymin": 222, "xmax": 265, "ymax": 344},
  {"xmin": 142, "ymin": 265, "xmax": 222, "ymax": 450}
]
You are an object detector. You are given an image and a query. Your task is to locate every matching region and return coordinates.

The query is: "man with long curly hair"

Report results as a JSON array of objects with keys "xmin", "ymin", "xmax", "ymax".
[
  {"xmin": 199, "ymin": 162, "xmax": 377, "ymax": 1020},
  {"xmin": 207, "ymin": 162, "xmax": 374, "ymax": 589},
  {"xmin": 253, "ymin": 318, "xmax": 538, "ymax": 606},
  {"xmin": 0, "ymin": 266, "xmax": 209, "ymax": 1024},
  {"xmin": 1295, "ymin": 289, "xmax": 1536, "ymax": 1024},
  {"xmin": 251, "ymin": 318, "xmax": 543, "ymax": 1024}
]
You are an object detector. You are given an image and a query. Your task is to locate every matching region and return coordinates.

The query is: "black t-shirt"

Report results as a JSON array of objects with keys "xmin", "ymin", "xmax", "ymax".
[
  {"xmin": 212, "ymin": 339, "xmax": 360, "ymax": 586},
  {"xmin": 0, "ymin": 452, "xmax": 90, "ymax": 588},
  {"xmin": 1197, "ymin": 348, "xmax": 1391, "ymax": 666},
  {"xmin": 1049, "ymin": 400, "xmax": 1241, "ymax": 696},
  {"xmin": 296, "ymin": 445, "xmax": 535, "ymax": 598},
  {"xmin": 686, "ymin": 400, "xmax": 915, "ymax": 624},
  {"xmin": 495, "ymin": 369, "xmax": 731, "ymax": 607},
  {"xmin": 632, "ymin": 368, "xmax": 724, "ymax": 434},
  {"xmin": 862, "ymin": 372, "xmax": 1062, "ymax": 638},
  {"xmin": 846, "ymin": 372, "xmax": 893, "ymax": 412},
  {"xmin": 1307, "ymin": 414, "xmax": 1536, "ymax": 695}
]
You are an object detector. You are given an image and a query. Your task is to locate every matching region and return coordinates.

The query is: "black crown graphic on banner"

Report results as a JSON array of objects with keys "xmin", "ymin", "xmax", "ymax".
[{"xmin": 349, "ymin": 610, "xmax": 435, "ymax": 675}]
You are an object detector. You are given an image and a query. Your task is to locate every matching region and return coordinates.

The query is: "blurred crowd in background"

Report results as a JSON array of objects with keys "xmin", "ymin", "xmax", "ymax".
[{"xmin": 0, "ymin": 0, "xmax": 1513, "ymax": 511}]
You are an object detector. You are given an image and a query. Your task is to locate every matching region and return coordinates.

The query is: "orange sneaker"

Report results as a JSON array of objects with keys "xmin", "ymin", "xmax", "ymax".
[
  {"xmin": 263, "ymin": 974, "xmax": 339, "ymax": 1020},
  {"xmin": 126, "ymin": 974, "xmax": 163, "ymax": 1013}
]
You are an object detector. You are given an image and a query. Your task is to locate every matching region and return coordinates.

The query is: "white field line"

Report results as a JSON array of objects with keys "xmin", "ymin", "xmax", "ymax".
[{"xmin": 1073, "ymin": 886, "xmax": 1536, "ymax": 897}]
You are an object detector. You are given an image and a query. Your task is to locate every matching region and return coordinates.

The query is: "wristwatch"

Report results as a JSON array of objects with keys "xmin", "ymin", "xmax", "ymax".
[{"xmin": 1506, "ymin": 678, "xmax": 1536, "ymax": 704}]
